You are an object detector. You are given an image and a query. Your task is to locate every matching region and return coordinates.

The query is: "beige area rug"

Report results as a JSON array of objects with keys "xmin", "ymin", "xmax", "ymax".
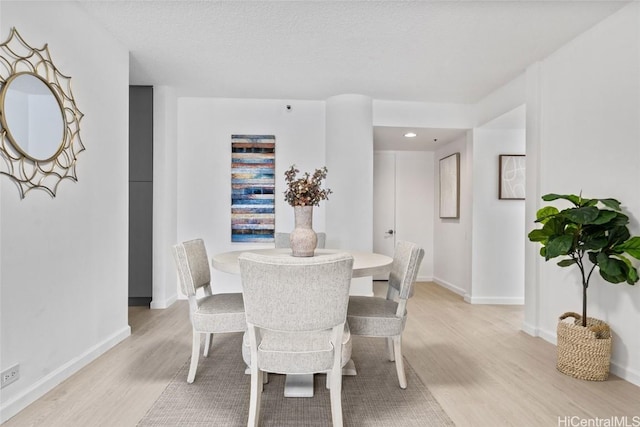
[{"xmin": 139, "ymin": 333, "xmax": 454, "ymax": 426}]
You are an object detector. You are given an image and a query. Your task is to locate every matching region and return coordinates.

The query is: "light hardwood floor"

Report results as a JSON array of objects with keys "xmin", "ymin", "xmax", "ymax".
[{"xmin": 4, "ymin": 282, "xmax": 640, "ymax": 426}]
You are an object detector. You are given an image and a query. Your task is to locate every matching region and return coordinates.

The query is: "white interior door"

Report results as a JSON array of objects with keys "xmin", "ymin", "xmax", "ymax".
[{"xmin": 373, "ymin": 152, "xmax": 396, "ymax": 280}]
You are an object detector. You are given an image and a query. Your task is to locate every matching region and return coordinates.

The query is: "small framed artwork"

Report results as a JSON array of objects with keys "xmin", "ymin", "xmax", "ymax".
[
  {"xmin": 439, "ymin": 153, "xmax": 460, "ymax": 218},
  {"xmin": 499, "ymin": 154, "xmax": 525, "ymax": 200}
]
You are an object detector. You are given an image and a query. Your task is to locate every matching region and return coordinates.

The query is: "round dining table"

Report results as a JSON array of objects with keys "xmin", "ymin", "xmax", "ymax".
[
  {"xmin": 210, "ymin": 247, "xmax": 393, "ymax": 398},
  {"xmin": 212, "ymin": 248, "xmax": 393, "ymax": 278}
]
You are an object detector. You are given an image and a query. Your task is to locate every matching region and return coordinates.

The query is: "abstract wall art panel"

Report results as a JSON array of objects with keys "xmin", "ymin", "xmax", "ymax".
[
  {"xmin": 439, "ymin": 152, "xmax": 460, "ymax": 219},
  {"xmin": 499, "ymin": 154, "xmax": 525, "ymax": 200},
  {"xmin": 231, "ymin": 135, "xmax": 275, "ymax": 242}
]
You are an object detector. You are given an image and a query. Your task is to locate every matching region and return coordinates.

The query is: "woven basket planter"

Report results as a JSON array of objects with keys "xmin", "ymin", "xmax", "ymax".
[{"xmin": 556, "ymin": 312, "xmax": 612, "ymax": 381}]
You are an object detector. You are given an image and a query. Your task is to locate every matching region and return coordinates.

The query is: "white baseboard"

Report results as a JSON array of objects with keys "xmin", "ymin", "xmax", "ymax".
[
  {"xmin": 150, "ymin": 292, "xmax": 178, "ymax": 309},
  {"xmin": 521, "ymin": 321, "xmax": 539, "ymax": 337},
  {"xmin": 416, "ymin": 275, "xmax": 433, "ymax": 283},
  {"xmin": 432, "ymin": 277, "xmax": 524, "ymax": 305},
  {"xmin": 0, "ymin": 325, "xmax": 131, "ymax": 424},
  {"xmin": 465, "ymin": 295, "xmax": 524, "ymax": 305},
  {"xmin": 610, "ymin": 361, "xmax": 640, "ymax": 387},
  {"xmin": 432, "ymin": 277, "xmax": 467, "ymax": 297},
  {"xmin": 537, "ymin": 327, "xmax": 557, "ymax": 345}
]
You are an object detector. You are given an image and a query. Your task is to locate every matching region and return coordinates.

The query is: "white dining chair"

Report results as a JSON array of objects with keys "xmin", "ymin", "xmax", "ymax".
[
  {"xmin": 346, "ymin": 240, "xmax": 424, "ymax": 389},
  {"xmin": 172, "ymin": 238, "xmax": 247, "ymax": 383},
  {"xmin": 239, "ymin": 251, "xmax": 354, "ymax": 427}
]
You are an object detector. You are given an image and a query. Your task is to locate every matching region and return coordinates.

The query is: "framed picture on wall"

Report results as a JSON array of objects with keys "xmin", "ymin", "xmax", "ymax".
[
  {"xmin": 231, "ymin": 135, "xmax": 276, "ymax": 242},
  {"xmin": 439, "ymin": 153, "xmax": 460, "ymax": 218},
  {"xmin": 499, "ymin": 154, "xmax": 526, "ymax": 200}
]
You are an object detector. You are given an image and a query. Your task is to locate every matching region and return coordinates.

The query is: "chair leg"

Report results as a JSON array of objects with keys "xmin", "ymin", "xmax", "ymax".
[
  {"xmin": 329, "ymin": 367, "xmax": 343, "ymax": 427},
  {"xmin": 203, "ymin": 333, "xmax": 212, "ymax": 357},
  {"xmin": 187, "ymin": 330, "xmax": 201, "ymax": 384},
  {"xmin": 248, "ymin": 368, "xmax": 263, "ymax": 427},
  {"xmin": 386, "ymin": 337, "xmax": 395, "ymax": 362},
  {"xmin": 393, "ymin": 335, "xmax": 407, "ymax": 389}
]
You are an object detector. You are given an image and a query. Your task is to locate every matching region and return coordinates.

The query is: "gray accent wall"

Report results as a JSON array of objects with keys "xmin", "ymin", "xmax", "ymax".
[{"xmin": 129, "ymin": 86, "xmax": 153, "ymax": 306}]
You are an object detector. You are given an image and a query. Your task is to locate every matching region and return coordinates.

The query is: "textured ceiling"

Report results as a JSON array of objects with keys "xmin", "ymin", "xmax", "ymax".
[{"xmin": 78, "ymin": 0, "xmax": 628, "ymax": 103}]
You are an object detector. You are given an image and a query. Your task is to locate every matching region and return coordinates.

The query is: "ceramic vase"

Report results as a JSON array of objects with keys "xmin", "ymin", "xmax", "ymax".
[{"xmin": 290, "ymin": 205, "xmax": 317, "ymax": 257}]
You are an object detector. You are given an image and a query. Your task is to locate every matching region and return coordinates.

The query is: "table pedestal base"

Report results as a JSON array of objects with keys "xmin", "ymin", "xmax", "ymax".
[
  {"xmin": 282, "ymin": 360, "xmax": 358, "ymax": 398},
  {"xmin": 342, "ymin": 359, "xmax": 357, "ymax": 376},
  {"xmin": 284, "ymin": 374, "xmax": 314, "ymax": 397}
]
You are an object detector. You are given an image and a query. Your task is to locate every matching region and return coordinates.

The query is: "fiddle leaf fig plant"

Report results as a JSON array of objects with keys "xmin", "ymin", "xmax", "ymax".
[{"xmin": 528, "ymin": 193, "xmax": 640, "ymax": 327}]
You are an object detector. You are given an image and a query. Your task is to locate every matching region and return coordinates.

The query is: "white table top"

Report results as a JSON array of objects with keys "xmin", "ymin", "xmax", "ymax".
[{"xmin": 212, "ymin": 248, "xmax": 393, "ymax": 278}]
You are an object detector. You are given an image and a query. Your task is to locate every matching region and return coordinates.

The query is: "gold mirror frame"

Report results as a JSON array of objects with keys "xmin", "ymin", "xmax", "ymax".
[{"xmin": 0, "ymin": 28, "xmax": 84, "ymax": 198}]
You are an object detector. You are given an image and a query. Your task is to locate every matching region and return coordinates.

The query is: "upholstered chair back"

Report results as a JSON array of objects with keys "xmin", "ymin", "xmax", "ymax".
[
  {"xmin": 388, "ymin": 241, "xmax": 425, "ymax": 300},
  {"xmin": 316, "ymin": 232, "xmax": 327, "ymax": 249},
  {"xmin": 172, "ymin": 238, "xmax": 211, "ymax": 297},
  {"xmin": 273, "ymin": 232, "xmax": 290, "ymax": 249},
  {"xmin": 239, "ymin": 252, "xmax": 353, "ymax": 332}
]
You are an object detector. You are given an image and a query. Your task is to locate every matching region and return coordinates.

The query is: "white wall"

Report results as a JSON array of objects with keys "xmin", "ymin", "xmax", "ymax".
[
  {"xmin": 176, "ymin": 98, "xmax": 326, "ymax": 293},
  {"xmin": 0, "ymin": 2, "xmax": 130, "ymax": 421},
  {"xmin": 470, "ymin": 128, "xmax": 525, "ymax": 304},
  {"xmin": 325, "ymin": 95, "xmax": 374, "ymax": 251},
  {"xmin": 433, "ymin": 133, "xmax": 473, "ymax": 297},
  {"xmin": 152, "ymin": 86, "xmax": 178, "ymax": 308},
  {"xmin": 473, "ymin": 74, "xmax": 526, "ymax": 127},
  {"xmin": 525, "ymin": 2, "xmax": 640, "ymax": 385},
  {"xmin": 325, "ymin": 94, "xmax": 374, "ymax": 295}
]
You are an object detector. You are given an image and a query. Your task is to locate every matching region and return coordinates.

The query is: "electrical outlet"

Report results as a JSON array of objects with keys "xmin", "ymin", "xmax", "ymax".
[{"xmin": 1, "ymin": 364, "xmax": 20, "ymax": 388}]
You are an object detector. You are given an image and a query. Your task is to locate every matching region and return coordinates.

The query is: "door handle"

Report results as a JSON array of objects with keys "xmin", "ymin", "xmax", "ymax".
[{"xmin": 385, "ymin": 229, "xmax": 394, "ymax": 235}]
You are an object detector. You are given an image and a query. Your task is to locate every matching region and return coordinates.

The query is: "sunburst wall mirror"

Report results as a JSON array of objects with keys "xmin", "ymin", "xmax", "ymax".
[{"xmin": 0, "ymin": 28, "xmax": 84, "ymax": 198}]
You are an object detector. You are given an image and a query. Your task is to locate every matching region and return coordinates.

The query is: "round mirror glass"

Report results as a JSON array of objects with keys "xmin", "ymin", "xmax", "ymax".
[{"xmin": 1, "ymin": 73, "xmax": 65, "ymax": 161}]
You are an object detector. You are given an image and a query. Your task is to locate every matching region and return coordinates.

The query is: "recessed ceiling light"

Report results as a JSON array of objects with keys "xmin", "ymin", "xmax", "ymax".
[{"xmin": 404, "ymin": 132, "xmax": 417, "ymax": 138}]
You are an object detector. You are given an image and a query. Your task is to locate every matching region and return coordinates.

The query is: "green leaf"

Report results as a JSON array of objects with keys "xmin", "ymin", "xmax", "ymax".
[
  {"xmin": 614, "ymin": 237, "xmax": 640, "ymax": 260},
  {"xmin": 543, "ymin": 217, "xmax": 566, "ymax": 237},
  {"xmin": 600, "ymin": 268, "xmax": 627, "ymax": 284},
  {"xmin": 542, "ymin": 193, "xmax": 581, "ymax": 206},
  {"xmin": 528, "ymin": 229, "xmax": 548, "ymax": 243},
  {"xmin": 541, "ymin": 193, "xmax": 562, "ymax": 201},
  {"xmin": 546, "ymin": 235, "xmax": 574, "ymax": 259},
  {"xmin": 557, "ymin": 259, "xmax": 577, "ymax": 267},
  {"xmin": 580, "ymin": 229, "xmax": 608, "ymax": 250},
  {"xmin": 565, "ymin": 223, "xmax": 580, "ymax": 233},
  {"xmin": 599, "ymin": 198, "xmax": 621, "ymax": 211},
  {"xmin": 613, "ymin": 254, "xmax": 639, "ymax": 284},
  {"xmin": 597, "ymin": 253, "xmax": 628, "ymax": 283},
  {"xmin": 535, "ymin": 206, "xmax": 559, "ymax": 223},
  {"xmin": 609, "ymin": 212, "xmax": 630, "ymax": 227},
  {"xmin": 563, "ymin": 206, "xmax": 599, "ymax": 224},
  {"xmin": 591, "ymin": 210, "xmax": 617, "ymax": 225},
  {"xmin": 607, "ymin": 226, "xmax": 631, "ymax": 247}
]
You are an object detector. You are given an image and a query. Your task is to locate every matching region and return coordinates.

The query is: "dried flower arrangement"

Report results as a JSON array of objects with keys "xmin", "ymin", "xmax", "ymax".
[{"xmin": 283, "ymin": 165, "xmax": 332, "ymax": 207}]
